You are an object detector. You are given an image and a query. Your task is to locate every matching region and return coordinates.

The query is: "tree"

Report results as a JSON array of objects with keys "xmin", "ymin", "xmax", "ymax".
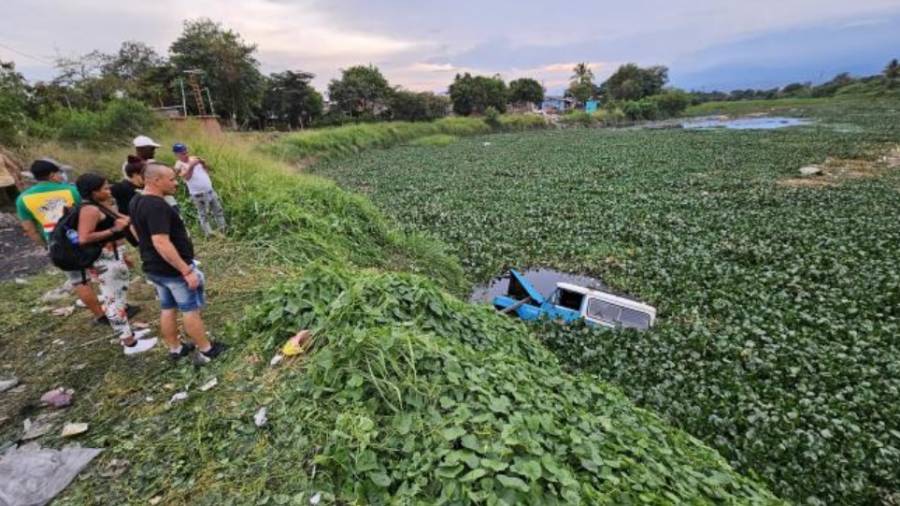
[
  {"xmin": 52, "ymin": 50, "xmax": 118, "ymax": 109},
  {"xmin": 0, "ymin": 61, "xmax": 29, "ymax": 144},
  {"xmin": 567, "ymin": 63, "xmax": 595, "ymax": 104},
  {"xmin": 388, "ymin": 90, "xmax": 449, "ymax": 121},
  {"xmin": 327, "ymin": 65, "xmax": 392, "ymax": 119},
  {"xmin": 812, "ymin": 72, "xmax": 855, "ymax": 97},
  {"xmin": 260, "ymin": 70, "xmax": 323, "ymax": 129},
  {"xmin": 448, "ymin": 73, "xmax": 508, "ymax": 116},
  {"xmin": 103, "ymin": 41, "xmax": 176, "ymax": 107},
  {"xmin": 170, "ymin": 18, "xmax": 265, "ymax": 128},
  {"xmin": 601, "ymin": 63, "xmax": 668, "ymax": 101},
  {"xmin": 885, "ymin": 59, "xmax": 900, "ymax": 87},
  {"xmin": 508, "ymin": 78, "xmax": 544, "ymax": 105}
]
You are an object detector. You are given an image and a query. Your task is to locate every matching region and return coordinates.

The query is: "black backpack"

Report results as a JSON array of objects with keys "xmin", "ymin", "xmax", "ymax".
[{"xmin": 48, "ymin": 203, "xmax": 123, "ymax": 273}]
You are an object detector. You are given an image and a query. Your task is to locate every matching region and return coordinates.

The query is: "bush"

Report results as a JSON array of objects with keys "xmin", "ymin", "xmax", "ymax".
[
  {"xmin": 40, "ymin": 99, "xmax": 157, "ymax": 144},
  {"xmin": 651, "ymin": 89, "xmax": 691, "ymax": 118},
  {"xmin": 559, "ymin": 111, "xmax": 595, "ymax": 127},
  {"xmin": 622, "ymin": 99, "xmax": 659, "ymax": 121},
  {"xmin": 592, "ymin": 108, "xmax": 626, "ymax": 126},
  {"xmin": 483, "ymin": 106, "xmax": 502, "ymax": 129},
  {"xmin": 389, "ymin": 90, "xmax": 450, "ymax": 122},
  {"xmin": 497, "ymin": 113, "xmax": 548, "ymax": 131}
]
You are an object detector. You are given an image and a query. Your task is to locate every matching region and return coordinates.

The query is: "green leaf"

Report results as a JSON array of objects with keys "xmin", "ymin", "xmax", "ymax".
[
  {"xmin": 369, "ymin": 471, "xmax": 392, "ymax": 488},
  {"xmin": 460, "ymin": 468, "xmax": 488, "ymax": 482},
  {"xmin": 441, "ymin": 427, "xmax": 466, "ymax": 441},
  {"xmin": 496, "ymin": 474, "xmax": 530, "ymax": 492}
]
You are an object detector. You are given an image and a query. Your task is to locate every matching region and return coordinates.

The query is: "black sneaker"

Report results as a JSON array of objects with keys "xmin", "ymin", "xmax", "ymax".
[
  {"xmin": 92, "ymin": 305, "xmax": 139, "ymax": 325},
  {"xmin": 168, "ymin": 342, "xmax": 197, "ymax": 362},
  {"xmin": 193, "ymin": 342, "xmax": 228, "ymax": 365}
]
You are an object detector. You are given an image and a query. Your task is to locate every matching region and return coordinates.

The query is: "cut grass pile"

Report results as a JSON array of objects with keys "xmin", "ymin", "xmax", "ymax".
[{"xmin": 310, "ymin": 98, "xmax": 900, "ymax": 505}]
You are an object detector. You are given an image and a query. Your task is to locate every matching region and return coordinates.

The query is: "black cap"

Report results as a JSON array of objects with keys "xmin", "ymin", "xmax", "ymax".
[{"xmin": 30, "ymin": 159, "xmax": 62, "ymax": 181}]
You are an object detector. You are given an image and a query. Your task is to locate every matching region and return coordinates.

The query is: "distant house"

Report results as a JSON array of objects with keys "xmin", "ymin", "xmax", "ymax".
[{"xmin": 541, "ymin": 96, "xmax": 575, "ymax": 114}]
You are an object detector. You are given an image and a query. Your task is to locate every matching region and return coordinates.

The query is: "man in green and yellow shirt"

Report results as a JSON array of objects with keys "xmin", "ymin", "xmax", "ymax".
[{"xmin": 16, "ymin": 159, "xmax": 106, "ymax": 321}]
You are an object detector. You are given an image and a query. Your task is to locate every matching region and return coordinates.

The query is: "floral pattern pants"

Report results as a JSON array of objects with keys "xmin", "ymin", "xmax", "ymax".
[{"xmin": 90, "ymin": 246, "xmax": 132, "ymax": 342}]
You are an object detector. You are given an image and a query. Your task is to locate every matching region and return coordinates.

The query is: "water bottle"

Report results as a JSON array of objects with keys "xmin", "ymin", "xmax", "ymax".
[{"xmin": 66, "ymin": 229, "xmax": 79, "ymax": 245}]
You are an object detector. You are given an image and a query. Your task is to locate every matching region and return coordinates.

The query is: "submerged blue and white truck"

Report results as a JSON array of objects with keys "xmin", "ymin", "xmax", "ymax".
[{"xmin": 492, "ymin": 269, "xmax": 656, "ymax": 330}]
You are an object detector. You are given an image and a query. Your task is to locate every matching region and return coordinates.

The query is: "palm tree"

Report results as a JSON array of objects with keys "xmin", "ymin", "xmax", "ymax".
[{"xmin": 571, "ymin": 63, "xmax": 594, "ymax": 86}]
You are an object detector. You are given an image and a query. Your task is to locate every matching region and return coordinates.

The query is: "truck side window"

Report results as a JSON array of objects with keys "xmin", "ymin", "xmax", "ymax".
[
  {"xmin": 587, "ymin": 299, "xmax": 621, "ymax": 321},
  {"xmin": 618, "ymin": 308, "xmax": 652, "ymax": 330}
]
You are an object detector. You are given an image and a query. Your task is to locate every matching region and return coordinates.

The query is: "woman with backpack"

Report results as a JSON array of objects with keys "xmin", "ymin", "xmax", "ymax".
[{"xmin": 75, "ymin": 173, "xmax": 157, "ymax": 355}]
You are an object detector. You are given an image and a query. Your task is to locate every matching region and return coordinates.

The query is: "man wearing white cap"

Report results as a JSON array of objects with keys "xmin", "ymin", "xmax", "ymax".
[{"xmin": 125, "ymin": 135, "xmax": 179, "ymax": 211}]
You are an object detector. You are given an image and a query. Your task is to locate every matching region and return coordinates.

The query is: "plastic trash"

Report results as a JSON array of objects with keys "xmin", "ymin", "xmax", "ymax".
[
  {"xmin": 269, "ymin": 354, "xmax": 284, "ymax": 367},
  {"xmin": 40, "ymin": 387, "xmax": 74, "ymax": 408},
  {"xmin": 199, "ymin": 378, "xmax": 218, "ymax": 392},
  {"xmin": 0, "ymin": 444, "xmax": 102, "ymax": 506},
  {"xmin": 168, "ymin": 392, "xmax": 188, "ymax": 405},
  {"xmin": 310, "ymin": 492, "xmax": 322, "ymax": 505},
  {"xmin": 61, "ymin": 423, "xmax": 89, "ymax": 437},
  {"xmin": 22, "ymin": 417, "xmax": 54, "ymax": 440},
  {"xmin": 51, "ymin": 306, "xmax": 76, "ymax": 317},
  {"xmin": 281, "ymin": 330, "xmax": 312, "ymax": 357},
  {"xmin": 254, "ymin": 407, "xmax": 268, "ymax": 427},
  {"xmin": 0, "ymin": 377, "xmax": 18, "ymax": 393}
]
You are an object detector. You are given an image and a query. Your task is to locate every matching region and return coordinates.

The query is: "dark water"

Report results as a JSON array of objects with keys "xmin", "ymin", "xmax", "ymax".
[
  {"xmin": 469, "ymin": 269, "xmax": 606, "ymax": 303},
  {"xmin": 682, "ymin": 116, "xmax": 812, "ymax": 130}
]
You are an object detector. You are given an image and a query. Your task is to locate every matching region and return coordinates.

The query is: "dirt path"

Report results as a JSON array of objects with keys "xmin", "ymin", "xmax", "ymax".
[{"xmin": 0, "ymin": 213, "xmax": 49, "ymax": 281}]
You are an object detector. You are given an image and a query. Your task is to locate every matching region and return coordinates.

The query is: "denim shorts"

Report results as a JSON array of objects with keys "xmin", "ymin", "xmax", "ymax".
[{"xmin": 147, "ymin": 267, "xmax": 206, "ymax": 312}]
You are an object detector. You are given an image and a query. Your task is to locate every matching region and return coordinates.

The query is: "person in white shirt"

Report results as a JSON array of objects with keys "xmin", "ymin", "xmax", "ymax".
[
  {"xmin": 172, "ymin": 143, "xmax": 226, "ymax": 236},
  {"xmin": 126, "ymin": 135, "xmax": 180, "ymax": 212}
]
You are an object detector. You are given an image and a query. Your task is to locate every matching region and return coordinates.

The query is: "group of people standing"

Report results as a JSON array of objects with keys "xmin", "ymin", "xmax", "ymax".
[{"xmin": 15, "ymin": 135, "xmax": 227, "ymax": 362}]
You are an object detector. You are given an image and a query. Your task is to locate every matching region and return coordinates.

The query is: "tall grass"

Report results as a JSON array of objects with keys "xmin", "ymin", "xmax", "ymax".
[
  {"xmin": 268, "ymin": 114, "xmax": 549, "ymax": 161},
  {"xmin": 168, "ymin": 125, "xmax": 468, "ymax": 293}
]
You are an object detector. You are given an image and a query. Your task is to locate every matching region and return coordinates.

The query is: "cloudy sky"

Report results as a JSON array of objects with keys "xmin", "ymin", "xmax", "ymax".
[{"xmin": 2, "ymin": 0, "xmax": 899, "ymax": 94}]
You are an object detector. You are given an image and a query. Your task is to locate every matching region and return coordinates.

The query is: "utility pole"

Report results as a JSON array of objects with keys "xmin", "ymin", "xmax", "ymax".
[
  {"xmin": 204, "ymin": 88, "xmax": 216, "ymax": 117},
  {"xmin": 179, "ymin": 78, "xmax": 188, "ymax": 117}
]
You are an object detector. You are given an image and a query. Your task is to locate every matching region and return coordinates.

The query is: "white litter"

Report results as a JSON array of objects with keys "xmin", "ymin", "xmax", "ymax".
[
  {"xmin": 0, "ymin": 377, "xmax": 19, "ymax": 393},
  {"xmin": 309, "ymin": 492, "xmax": 322, "ymax": 505},
  {"xmin": 61, "ymin": 423, "xmax": 89, "ymax": 437},
  {"xmin": 199, "ymin": 378, "xmax": 218, "ymax": 392},
  {"xmin": 269, "ymin": 354, "xmax": 284, "ymax": 367},
  {"xmin": 254, "ymin": 407, "xmax": 268, "ymax": 427},
  {"xmin": 0, "ymin": 444, "xmax": 102, "ymax": 506},
  {"xmin": 168, "ymin": 392, "xmax": 189, "ymax": 405}
]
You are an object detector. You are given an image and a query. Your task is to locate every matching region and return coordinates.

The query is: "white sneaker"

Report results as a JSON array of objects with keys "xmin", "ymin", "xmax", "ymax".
[
  {"xmin": 123, "ymin": 337, "xmax": 158, "ymax": 356},
  {"xmin": 133, "ymin": 329, "xmax": 153, "ymax": 340}
]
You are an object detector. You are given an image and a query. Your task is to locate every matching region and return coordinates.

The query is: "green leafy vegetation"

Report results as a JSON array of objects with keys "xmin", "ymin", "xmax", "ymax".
[
  {"xmin": 53, "ymin": 264, "xmax": 779, "ymax": 504},
  {"xmin": 311, "ymin": 98, "xmax": 900, "ymax": 504}
]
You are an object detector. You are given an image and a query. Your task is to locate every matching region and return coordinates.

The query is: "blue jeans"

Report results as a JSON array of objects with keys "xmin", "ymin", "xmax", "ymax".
[{"xmin": 147, "ymin": 266, "xmax": 206, "ymax": 312}]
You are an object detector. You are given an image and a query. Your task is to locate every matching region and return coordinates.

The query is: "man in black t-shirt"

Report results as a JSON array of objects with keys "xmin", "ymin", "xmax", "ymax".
[
  {"xmin": 111, "ymin": 157, "xmax": 144, "ymax": 216},
  {"xmin": 129, "ymin": 163, "xmax": 226, "ymax": 363}
]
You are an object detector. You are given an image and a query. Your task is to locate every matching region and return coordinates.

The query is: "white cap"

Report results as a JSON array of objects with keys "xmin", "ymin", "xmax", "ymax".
[{"xmin": 133, "ymin": 135, "xmax": 160, "ymax": 148}]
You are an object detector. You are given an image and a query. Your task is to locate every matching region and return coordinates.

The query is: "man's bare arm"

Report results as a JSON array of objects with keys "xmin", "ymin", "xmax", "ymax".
[
  {"xmin": 20, "ymin": 220, "xmax": 44, "ymax": 248},
  {"xmin": 150, "ymin": 234, "xmax": 192, "ymax": 276}
]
